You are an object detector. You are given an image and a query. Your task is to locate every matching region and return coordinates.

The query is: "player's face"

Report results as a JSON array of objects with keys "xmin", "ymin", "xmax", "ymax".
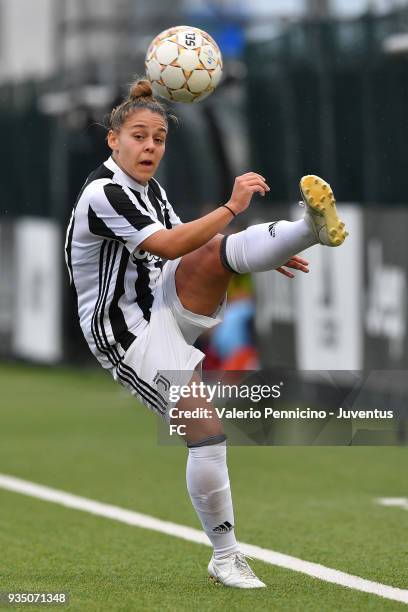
[{"xmin": 108, "ymin": 109, "xmax": 167, "ymax": 185}]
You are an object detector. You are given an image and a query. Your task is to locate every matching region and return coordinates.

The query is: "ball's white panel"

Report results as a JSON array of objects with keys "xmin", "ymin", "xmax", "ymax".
[
  {"xmin": 199, "ymin": 44, "xmax": 219, "ymax": 70},
  {"xmin": 211, "ymin": 64, "xmax": 223, "ymax": 88},
  {"xmin": 156, "ymin": 40, "xmax": 179, "ymax": 65},
  {"xmin": 177, "ymin": 29, "xmax": 202, "ymax": 49},
  {"xmin": 145, "ymin": 59, "xmax": 161, "ymax": 82},
  {"xmin": 177, "ymin": 49, "xmax": 200, "ymax": 72},
  {"xmin": 192, "ymin": 89, "xmax": 213, "ymax": 103},
  {"xmin": 161, "ymin": 65, "xmax": 186, "ymax": 89},
  {"xmin": 171, "ymin": 88, "xmax": 195, "ymax": 103},
  {"xmin": 152, "ymin": 82, "xmax": 172, "ymax": 100},
  {"xmin": 187, "ymin": 69, "xmax": 211, "ymax": 93}
]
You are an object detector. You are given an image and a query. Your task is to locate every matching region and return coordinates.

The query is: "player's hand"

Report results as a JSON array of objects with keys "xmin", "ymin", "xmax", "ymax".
[
  {"xmin": 275, "ymin": 256, "xmax": 309, "ymax": 279},
  {"xmin": 226, "ymin": 172, "xmax": 270, "ymax": 214}
]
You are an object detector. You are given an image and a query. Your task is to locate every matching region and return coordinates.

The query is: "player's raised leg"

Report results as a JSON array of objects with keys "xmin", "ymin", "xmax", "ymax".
[{"xmin": 176, "ymin": 174, "xmax": 347, "ymax": 317}]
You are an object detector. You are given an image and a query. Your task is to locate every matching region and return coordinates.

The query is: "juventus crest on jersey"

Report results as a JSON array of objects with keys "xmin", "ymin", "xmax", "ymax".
[{"xmin": 65, "ymin": 156, "xmax": 182, "ymax": 369}]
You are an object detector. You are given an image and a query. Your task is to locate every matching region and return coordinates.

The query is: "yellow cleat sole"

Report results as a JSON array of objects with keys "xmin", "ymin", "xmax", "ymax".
[{"xmin": 299, "ymin": 175, "xmax": 348, "ymax": 246}]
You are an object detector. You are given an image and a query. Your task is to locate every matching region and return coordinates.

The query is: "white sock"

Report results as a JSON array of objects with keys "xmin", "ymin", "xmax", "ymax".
[
  {"xmin": 186, "ymin": 442, "xmax": 239, "ymax": 559},
  {"xmin": 222, "ymin": 219, "xmax": 316, "ymax": 274}
]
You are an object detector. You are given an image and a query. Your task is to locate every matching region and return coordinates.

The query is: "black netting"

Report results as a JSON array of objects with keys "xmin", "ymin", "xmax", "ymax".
[{"xmin": 245, "ymin": 12, "xmax": 408, "ymax": 206}]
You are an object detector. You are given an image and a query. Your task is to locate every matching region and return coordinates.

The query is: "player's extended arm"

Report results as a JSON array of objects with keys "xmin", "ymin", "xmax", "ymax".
[{"xmin": 139, "ymin": 172, "xmax": 269, "ymax": 260}]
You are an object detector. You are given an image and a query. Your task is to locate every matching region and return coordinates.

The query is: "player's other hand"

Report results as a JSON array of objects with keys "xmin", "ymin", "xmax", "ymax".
[
  {"xmin": 226, "ymin": 172, "xmax": 270, "ymax": 215},
  {"xmin": 276, "ymin": 256, "xmax": 309, "ymax": 279}
]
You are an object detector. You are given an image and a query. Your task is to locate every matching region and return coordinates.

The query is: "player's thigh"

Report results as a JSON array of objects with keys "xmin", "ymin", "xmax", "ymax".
[{"xmin": 175, "ymin": 234, "xmax": 232, "ymax": 316}]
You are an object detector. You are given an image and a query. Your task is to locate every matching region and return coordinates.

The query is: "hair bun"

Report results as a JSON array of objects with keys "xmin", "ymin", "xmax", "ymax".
[
  {"xmin": 109, "ymin": 77, "xmax": 174, "ymax": 132},
  {"xmin": 129, "ymin": 79, "xmax": 154, "ymax": 100}
]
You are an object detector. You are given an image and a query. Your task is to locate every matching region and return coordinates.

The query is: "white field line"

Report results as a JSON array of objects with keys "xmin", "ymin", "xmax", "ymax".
[
  {"xmin": 1, "ymin": 474, "xmax": 408, "ymax": 606},
  {"xmin": 376, "ymin": 498, "xmax": 408, "ymax": 511}
]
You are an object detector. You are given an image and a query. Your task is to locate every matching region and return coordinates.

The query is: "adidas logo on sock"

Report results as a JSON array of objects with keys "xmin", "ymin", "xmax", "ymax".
[
  {"xmin": 268, "ymin": 222, "xmax": 277, "ymax": 237},
  {"xmin": 213, "ymin": 521, "xmax": 234, "ymax": 533}
]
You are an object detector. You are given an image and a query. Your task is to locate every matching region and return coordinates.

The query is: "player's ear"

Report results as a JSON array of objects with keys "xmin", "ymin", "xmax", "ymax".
[{"xmin": 107, "ymin": 129, "xmax": 119, "ymax": 152}]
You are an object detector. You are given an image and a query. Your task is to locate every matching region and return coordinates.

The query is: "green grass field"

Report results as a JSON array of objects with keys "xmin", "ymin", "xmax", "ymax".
[{"xmin": 0, "ymin": 363, "xmax": 407, "ymax": 611}]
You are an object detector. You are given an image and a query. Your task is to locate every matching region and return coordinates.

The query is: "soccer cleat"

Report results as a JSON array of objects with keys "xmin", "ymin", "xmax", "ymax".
[
  {"xmin": 208, "ymin": 552, "xmax": 266, "ymax": 588},
  {"xmin": 299, "ymin": 175, "xmax": 348, "ymax": 247}
]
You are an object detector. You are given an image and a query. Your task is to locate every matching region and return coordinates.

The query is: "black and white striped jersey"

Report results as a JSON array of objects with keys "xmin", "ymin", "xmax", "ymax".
[{"xmin": 65, "ymin": 156, "xmax": 182, "ymax": 369}]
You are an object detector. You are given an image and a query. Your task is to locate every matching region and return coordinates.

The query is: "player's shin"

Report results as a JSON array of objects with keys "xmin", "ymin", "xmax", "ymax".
[
  {"xmin": 221, "ymin": 219, "xmax": 316, "ymax": 274},
  {"xmin": 186, "ymin": 441, "xmax": 239, "ymax": 559}
]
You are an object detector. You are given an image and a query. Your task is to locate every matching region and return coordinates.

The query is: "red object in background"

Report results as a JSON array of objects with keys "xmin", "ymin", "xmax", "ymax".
[
  {"xmin": 203, "ymin": 346, "xmax": 221, "ymax": 370},
  {"xmin": 222, "ymin": 346, "xmax": 259, "ymax": 371}
]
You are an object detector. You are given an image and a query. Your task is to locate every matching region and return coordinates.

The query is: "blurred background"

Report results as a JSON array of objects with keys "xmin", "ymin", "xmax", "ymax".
[
  {"xmin": 0, "ymin": 0, "xmax": 407, "ymax": 385},
  {"xmin": 1, "ymin": 6, "xmax": 408, "ymax": 605}
]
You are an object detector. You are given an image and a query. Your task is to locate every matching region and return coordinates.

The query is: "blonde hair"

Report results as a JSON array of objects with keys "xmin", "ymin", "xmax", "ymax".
[{"xmin": 109, "ymin": 78, "xmax": 174, "ymax": 130}]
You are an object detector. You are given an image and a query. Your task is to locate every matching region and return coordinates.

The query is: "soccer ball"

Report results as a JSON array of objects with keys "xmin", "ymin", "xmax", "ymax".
[{"xmin": 145, "ymin": 25, "xmax": 223, "ymax": 103}]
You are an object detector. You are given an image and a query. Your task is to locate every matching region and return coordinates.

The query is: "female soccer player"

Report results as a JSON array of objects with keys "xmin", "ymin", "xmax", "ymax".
[{"xmin": 65, "ymin": 79, "xmax": 347, "ymax": 588}]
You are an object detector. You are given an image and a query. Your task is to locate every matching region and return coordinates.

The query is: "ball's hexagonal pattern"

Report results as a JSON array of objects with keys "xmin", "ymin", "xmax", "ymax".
[
  {"xmin": 151, "ymin": 82, "xmax": 172, "ymax": 101},
  {"xmin": 161, "ymin": 65, "xmax": 186, "ymax": 90},
  {"xmin": 171, "ymin": 88, "xmax": 195, "ymax": 103},
  {"xmin": 145, "ymin": 26, "xmax": 223, "ymax": 103},
  {"xmin": 187, "ymin": 70, "xmax": 211, "ymax": 94},
  {"xmin": 155, "ymin": 40, "xmax": 178, "ymax": 65},
  {"xmin": 145, "ymin": 59, "xmax": 161, "ymax": 83},
  {"xmin": 177, "ymin": 49, "xmax": 200, "ymax": 72}
]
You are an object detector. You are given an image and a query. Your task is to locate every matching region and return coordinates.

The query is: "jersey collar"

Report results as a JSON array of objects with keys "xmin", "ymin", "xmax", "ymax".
[{"xmin": 104, "ymin": 156, "xmax": 149, "ymax": 195}]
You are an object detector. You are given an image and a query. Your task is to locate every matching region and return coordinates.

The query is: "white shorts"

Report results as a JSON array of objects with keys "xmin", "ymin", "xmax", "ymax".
[{"xmin": 111, "ymin": 258, "xmax": 226, "ymax": 419}]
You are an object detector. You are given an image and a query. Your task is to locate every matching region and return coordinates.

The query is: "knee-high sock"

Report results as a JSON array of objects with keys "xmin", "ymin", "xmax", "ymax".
[
  {"xmin": 222, "ymin": 219, "xmax": 317, "ymax": 274},
  {"xmin": 186, "ymin": 442, "xmax": 238, "ymax": 559}
]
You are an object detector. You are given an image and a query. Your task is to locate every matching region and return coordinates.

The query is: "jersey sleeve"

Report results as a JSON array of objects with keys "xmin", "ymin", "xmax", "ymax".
[{"xmin": 87, "ymin": 181, "xmax": 165, "ymax": 253}]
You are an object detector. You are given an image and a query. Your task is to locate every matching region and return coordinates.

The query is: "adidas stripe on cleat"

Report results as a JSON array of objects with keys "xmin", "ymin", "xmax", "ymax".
[{"xmin": 299, "ymin": 174, "xmax": 348, "ymax": 247}]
